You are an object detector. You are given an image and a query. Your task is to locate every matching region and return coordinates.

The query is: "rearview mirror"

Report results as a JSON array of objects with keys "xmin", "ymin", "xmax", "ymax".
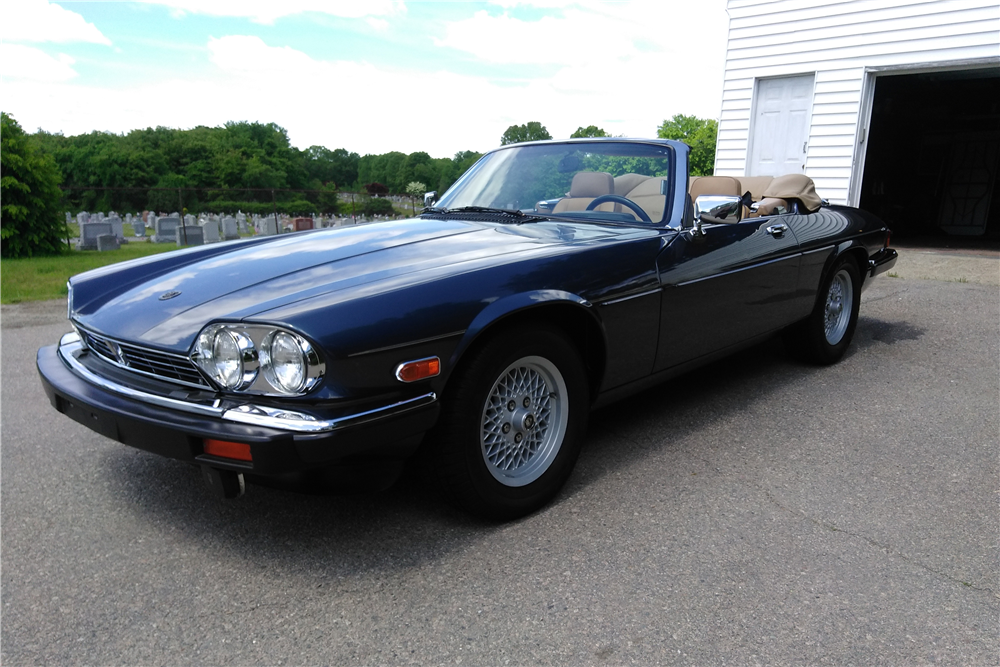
[
  {"xmin": 424, "ymin": 191, "xmax": 437, "ymax": 207},
  {"xmin": 694, "ymin": 195, "xmax": 743, "ymax": 225}
]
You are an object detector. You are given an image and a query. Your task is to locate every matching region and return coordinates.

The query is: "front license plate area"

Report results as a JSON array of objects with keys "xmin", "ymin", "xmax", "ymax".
[{"xmin": 57, "ymin": 395, "xmax": 120, "ymax": 441}]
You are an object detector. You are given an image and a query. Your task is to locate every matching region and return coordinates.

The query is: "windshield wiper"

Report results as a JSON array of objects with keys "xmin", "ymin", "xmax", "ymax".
[{"xmin": 421, "ymin": 206, "xmax": 546, "ymax": 223}]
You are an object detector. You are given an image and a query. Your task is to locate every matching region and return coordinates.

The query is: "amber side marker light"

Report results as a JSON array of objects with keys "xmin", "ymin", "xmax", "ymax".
[
  {"xmin": 204, "ymin": 439, "xmax": 253, "ymax": 462},
  {"xmin": 396, "ymin": 357, "xmax": 441, "ymax": 383}
]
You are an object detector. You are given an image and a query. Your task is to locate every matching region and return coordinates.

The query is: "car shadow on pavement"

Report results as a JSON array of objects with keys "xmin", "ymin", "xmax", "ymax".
[{"xmin": 97, "ymin": 314, "xmax": 917, "ymax": 575}]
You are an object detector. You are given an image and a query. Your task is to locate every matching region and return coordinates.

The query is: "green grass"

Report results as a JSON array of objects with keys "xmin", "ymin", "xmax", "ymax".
[{"xmin": 2, "ymin": 242, "xmax": 180, "ymax": 304}]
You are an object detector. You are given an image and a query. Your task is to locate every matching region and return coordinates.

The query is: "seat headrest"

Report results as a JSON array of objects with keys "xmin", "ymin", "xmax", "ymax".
[
  {"xmin": 689, "ymin": 176, "xmax": 742, "ymax": 200},
  {"xmin": 737, "ymin": 176, "xmax": 774, "ymax": 201},
  {"xmin": 570, "ymin": 172, "xmax": 614, "ymax": 197},
  {"xmin": 614, "ymin": 173, "xmax": 649, "ymax": 195}
]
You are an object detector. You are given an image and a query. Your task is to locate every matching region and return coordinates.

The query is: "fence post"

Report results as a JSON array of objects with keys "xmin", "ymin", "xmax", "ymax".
[{"xmin": 178, "ymin": 188, "xmax": 188, "ymax": 245}]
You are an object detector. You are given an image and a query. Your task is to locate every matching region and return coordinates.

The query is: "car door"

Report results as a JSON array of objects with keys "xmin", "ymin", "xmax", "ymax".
[{"xmin": 653, "ymin": 215, "xmax": 802, "ymax": 372}]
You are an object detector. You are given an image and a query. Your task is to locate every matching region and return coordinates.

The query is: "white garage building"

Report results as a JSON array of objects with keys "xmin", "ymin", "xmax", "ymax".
[{"xmin": 714, "ymin": 0, "xmax": 1000, "ymax": 240}]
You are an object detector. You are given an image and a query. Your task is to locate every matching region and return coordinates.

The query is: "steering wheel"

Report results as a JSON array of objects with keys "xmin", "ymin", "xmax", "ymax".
[{"xmin": 585, "ymin": 194, "xmax": 652, "ymax": 223}]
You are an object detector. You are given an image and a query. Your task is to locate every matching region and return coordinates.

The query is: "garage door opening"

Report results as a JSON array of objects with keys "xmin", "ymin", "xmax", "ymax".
[{"xmin": 859, "ymin": 68, "xmax": 1000, "ymax": 246}]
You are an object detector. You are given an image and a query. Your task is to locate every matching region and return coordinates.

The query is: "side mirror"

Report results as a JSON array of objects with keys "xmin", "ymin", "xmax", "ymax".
[
  {"xmin": 423, "ymin": 191, "xmax": 437, "ymax": 207},
  {"xmin": 693, "ymin": 195, "xmax": 743, "ymax": 225}
]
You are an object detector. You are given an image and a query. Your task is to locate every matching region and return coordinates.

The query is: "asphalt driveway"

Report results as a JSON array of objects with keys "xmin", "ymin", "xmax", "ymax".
[{"xmin": 2, "ymin": 272, "xmax": 997, "ymax": 665}]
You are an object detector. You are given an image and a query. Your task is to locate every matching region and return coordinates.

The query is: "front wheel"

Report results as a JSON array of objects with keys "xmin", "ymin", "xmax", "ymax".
[
  {"xmin": 431, "ymin": 325, "xmax": 589, "ymax": 520},
  {"xmin": 784, "ymin": 256, "xmax": 861, "ymax": 364}
]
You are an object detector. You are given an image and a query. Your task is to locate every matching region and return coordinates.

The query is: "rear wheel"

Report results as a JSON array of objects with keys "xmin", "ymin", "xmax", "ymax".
[
  {"xmin": 431, "ymin": 325, "xmax": 588, "ymax": 520},
  {"xmin": 784, "ymin": 256, "xmax": 861, "ymax": 364}
]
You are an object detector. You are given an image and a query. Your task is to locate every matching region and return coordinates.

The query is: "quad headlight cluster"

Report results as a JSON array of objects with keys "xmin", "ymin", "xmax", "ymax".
[{"xmin": 191, "ymin": 324, "xmax": 324, "ymax": 395}]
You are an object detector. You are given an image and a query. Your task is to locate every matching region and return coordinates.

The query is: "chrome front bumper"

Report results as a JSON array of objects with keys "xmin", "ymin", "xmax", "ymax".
[{"xmin": 55, "ymin": 332, "xmax": 435, "ymax": 434}]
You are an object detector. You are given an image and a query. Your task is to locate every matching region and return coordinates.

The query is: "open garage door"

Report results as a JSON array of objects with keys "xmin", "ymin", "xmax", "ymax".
[{"xmin": 859, "ymin": 67, "xmax": 1000, "ymax": 244}]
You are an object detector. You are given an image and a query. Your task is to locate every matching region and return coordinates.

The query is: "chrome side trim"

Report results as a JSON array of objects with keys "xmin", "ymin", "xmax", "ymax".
[
  {"xmin": 222, "ymin": 394, "xmax": 437, "ymax": 433},
  {"xmin": 599, "ymin": 288, "xmax": 661, "ymax": 307},
  {"xmin": 57, "ymin": 332, "xmax": 436, "ymax": 434},
  {"xmin": 348, "ymin": 330, "xmax": 466, "ymax": 357},
  {"xmin": 674, "ymin": 253, "xmax": 803, "ymax": 288}
]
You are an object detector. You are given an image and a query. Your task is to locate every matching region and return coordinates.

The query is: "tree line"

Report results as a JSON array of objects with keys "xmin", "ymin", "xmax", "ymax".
[
  {"xmin": 1, "ymin": 112, "xmax": 717, "ymax": 258},
  {"xmin": 28, "ymin": 120, "xmax": 487, "ymax": 216}
]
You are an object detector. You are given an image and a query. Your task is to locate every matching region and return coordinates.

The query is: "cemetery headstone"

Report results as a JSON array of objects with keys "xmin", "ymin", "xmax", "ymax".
[
  {"xmin": 77, "ymin": 222, "xmax": 113, "ymax": 250},
  {"xmin": 153, "ymin": 216, "xmax": 180, "ymax": 243},
  {"xmin": 200, "ymin": 218, "xmax": 220, "ymax": 243},
  {"xmin": 96, "ymin": 234, "xmax": 120, "ymax": 251},
  {"xmin": 133, "ymin": 219, "xmax": 146, "ymax": 237},
  {"xmin": 108, "ymin": 214, "xmax": 125, "ymax": 240},
  {"xmin": 222, "ymin": 216, "xmax": 239, "ymax": 240},
  {"xmin": 176, "ymin": 225, "xmax": 204, "ymax": 247}
]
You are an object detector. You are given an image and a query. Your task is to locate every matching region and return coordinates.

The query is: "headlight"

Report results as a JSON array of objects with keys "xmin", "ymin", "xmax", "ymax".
[
  {"xmin": 191, "ymin": 324, "xmax": 323, "ymax": 395},
  {"xmin": 261, "ymin": 331, "xmax": 308, "ymax": 394},
  {"xmin": 192, "ymin": 325, "xmax": 257, "ymax": 390}
]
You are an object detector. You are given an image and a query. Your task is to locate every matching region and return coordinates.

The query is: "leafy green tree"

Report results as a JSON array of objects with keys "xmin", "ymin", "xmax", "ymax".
[
  {"xmin": 656, "ymin": 114, "xmax": 718, "ymax": 176},
  {"xmin": 570, "ymin": 125, "xmax": 608, "ymax": 138},
  {"xmin": 406, "ymin": 181, "xmax": 427, "ymax": 214},
  {"xmin": 362, "ymin": 197, "xmax": 395, "ymax": 217},
  {"xmin": 316, "ymin": 182, "xmax": 340, "ymax": 215},
  {"xmin": 1, "ymin": 113, "xmax": 66, "ymax": 258},
  {"xmin": 500, "ymin": 122, "xmax": 552, "ymax": 145},
  {"xmin": 304, "ymin": 145, "xmax": 359, "ymax": 189}
]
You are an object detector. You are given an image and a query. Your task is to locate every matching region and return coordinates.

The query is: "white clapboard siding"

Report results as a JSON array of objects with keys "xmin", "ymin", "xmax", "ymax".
[{"xmin": 715, "ymin": 0, "xmax": 1000, "ymax": 204}]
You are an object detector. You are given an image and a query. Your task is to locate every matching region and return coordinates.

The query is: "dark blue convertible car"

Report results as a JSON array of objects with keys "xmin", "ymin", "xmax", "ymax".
[{"xmin": 37, "ymin": 138, "xmax": 897, "ymax": 519}]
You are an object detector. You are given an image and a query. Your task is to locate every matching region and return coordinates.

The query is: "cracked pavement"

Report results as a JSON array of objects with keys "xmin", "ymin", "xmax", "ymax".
[{"xmin": 2, "ymin": 275, "xmax": 997, "ymax": 665}]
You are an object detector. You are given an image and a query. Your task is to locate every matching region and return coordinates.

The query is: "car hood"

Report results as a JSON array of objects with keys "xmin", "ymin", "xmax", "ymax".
[{"xmin": 71, "ymin": 217, "xmax": 637, "ymax": 351}]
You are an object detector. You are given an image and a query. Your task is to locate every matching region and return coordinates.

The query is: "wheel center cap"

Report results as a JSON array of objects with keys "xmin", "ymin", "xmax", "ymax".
[{"xmin": 512, "ymin": 408, "xmax": 535, "ymax": 432}]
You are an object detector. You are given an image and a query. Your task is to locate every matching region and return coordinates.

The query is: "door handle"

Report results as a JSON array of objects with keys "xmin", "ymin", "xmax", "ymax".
[{"xmin": 766, "ymin": 224, "xmax": 787, "ymax": 238}]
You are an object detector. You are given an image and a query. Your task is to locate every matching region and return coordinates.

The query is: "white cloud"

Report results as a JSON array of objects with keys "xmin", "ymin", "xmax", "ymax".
[
  {"xmin": 0, "ymin": 44, "xmax": 78, "ymax": 82},
  {"xmin": 435, "ymin": 9, "xmax": 638, "ymax": 66},
  {"xmin": 135, "ymin": 0, "xmax": 405, "ymax": 25},
  {"xmin": 3, "ymin": 1, "xmax": 730, "ymax": 158},
  {"xmin": 0, "ymin": 0, "xmax": 111, "ymax": 45}
]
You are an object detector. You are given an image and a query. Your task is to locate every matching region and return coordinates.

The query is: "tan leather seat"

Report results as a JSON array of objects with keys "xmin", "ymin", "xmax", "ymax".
[
  {"xmin": 552, "ymin": 172, "xmax": 615, "ymax": 214},
  {"xmin": 614, "ymin": 173, "xmax": 649, "ymax": 196},
  {"xmin": 752, "ymin": 197, "xmax": 788, "ymax": 216},
  {"xmin": 622, "ymin": 177, "xmax": 670, "ymax": 222},
  {"xmin": 689, "ymin": 176, "xmax": 742, "ymax": 199},
  {"xmin": 738, "ymin": 176, "xmax": 773, "ymax": 202}
]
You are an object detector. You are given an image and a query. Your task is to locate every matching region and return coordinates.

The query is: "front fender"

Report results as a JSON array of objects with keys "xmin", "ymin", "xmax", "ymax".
[{"xmin": 447, "ymin": 289, "xmax": 606, "ymax": 381}]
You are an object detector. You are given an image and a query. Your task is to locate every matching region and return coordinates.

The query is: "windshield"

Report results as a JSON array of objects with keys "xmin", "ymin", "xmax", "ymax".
[{"xmin": 433, "ymin": 141, "xmax": 674, "ymax": 224}]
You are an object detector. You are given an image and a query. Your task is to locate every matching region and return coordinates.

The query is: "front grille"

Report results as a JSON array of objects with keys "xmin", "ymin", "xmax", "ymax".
[{"xmin": 78, "ymin": 327, "xmax": 210, "ymax": 389}]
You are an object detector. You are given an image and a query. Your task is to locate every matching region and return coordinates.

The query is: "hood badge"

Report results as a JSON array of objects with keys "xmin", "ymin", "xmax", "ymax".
[{"xmin": 158, "ymin": 290, "xmax": 182, "ymax": 301}]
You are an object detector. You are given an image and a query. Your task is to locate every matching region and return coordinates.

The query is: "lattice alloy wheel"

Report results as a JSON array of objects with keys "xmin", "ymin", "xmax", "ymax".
[
  {"xmin": 480, "ymin": 356, "xmax": 569, "ymax": 487},
  {"xmin": 823, "ymin": 268, "xmax": 854, "ymax": 346},
  {"xmin": 430, "ymin": 324, "xmax": 589, "ymax": 520},
  {"xmin": 784, "ymin": 254, "xmax": 861, "ymax": 365}
]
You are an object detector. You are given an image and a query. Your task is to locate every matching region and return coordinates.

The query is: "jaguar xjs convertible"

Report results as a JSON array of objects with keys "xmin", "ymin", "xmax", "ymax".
[{"xmin": 37, "ymin": 138, "xmax": 897, "ymax": 519}]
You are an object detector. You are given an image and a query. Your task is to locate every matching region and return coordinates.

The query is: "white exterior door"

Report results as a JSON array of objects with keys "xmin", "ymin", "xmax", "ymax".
[{"xmin": 747, "ymin": 74, "xmax": 814, "ymax": 176}]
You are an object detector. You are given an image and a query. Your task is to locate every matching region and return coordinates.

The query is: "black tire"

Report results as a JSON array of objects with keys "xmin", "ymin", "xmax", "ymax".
[
  {"xmin": 430, "ymin": 324, "xmax": 589, "ymax": 520},
  {"xmin": 784, "ymin": 255, "xmax": 861, "ymax": 365}
]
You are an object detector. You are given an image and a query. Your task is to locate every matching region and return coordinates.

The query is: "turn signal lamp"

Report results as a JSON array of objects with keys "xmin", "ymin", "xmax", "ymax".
[
  {"xmin": 204, "ymin": 439, "xmax": 253, "ymax": 462},
  {"xmin": 396, "ymin": 357, "xmax": 441, "ymax": 383}
]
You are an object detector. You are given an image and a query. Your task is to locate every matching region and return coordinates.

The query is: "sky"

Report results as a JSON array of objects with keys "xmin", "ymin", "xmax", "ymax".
[{"xmin": 1, "ymin": 0, "xmax": 730, "ymax": 159}]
